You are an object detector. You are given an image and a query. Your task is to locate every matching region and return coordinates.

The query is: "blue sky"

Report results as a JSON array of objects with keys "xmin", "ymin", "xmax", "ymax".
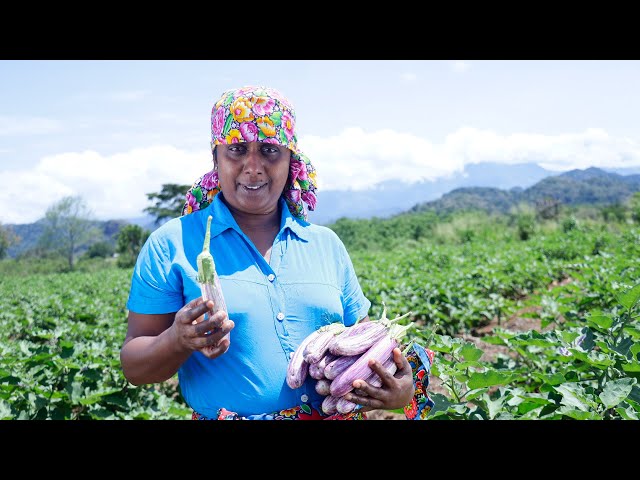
[{"xmin": 1, "ymin": 59, "xmax": 640, "ymax": 224}]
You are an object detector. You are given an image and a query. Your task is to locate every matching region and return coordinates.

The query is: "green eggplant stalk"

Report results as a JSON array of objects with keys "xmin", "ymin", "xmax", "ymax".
[{"xmin": 197, "ymin": 215, "xmax": 228, "ymax": 317}]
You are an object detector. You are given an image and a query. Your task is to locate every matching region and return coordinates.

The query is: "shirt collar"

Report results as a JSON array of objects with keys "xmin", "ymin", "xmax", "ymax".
[{"xmin": 207, "ymin": 194, "xmax": 309, "ymax": 241}]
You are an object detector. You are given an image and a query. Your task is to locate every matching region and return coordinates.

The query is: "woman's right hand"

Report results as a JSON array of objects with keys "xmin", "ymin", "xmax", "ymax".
[{"xmin": 172, "ymin": 297, "xmax": 235, "ymax": 359}]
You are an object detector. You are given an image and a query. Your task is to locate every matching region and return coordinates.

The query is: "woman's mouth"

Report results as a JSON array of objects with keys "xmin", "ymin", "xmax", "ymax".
[{"xmin": 242, "ymin": 183, "xmax": 266, "ymax": 192}]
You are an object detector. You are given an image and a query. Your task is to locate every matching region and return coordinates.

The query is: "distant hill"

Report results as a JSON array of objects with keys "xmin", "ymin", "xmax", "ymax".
[
  {"xmin": 410, "ymin": 167, "xmax": 640, "ymax": 215},
  {"xmin": 307, "ymin": 162, "xmax": 553, "ymax": 225},
  {"xmin": 5, "ymin": 218, "xmax": 144, "ymax": 259}
]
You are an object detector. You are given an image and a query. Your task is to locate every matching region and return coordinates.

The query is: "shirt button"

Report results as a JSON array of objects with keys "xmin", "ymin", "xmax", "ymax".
[
  {"xmin": 267, "ymin": 273, "xmax": 275, "ymax": 282},
  {"xmin": 301, "ymin": 394, "xmax": 309, "ymax": 403},
  {"xmin": 276, "ymin": 312, "xmax": 285, "ymax": 321}
]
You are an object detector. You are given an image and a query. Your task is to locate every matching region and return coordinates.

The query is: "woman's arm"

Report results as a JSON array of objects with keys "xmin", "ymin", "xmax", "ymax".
[{"xmin": 120, "ymin": 298, "xmax": 234, "ymax": 385}]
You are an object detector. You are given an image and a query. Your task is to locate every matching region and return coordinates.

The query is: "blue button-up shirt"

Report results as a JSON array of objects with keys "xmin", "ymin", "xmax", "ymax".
[{"xmin": 126, "ymin": 193, "xmax": 371, "ymax": 417}]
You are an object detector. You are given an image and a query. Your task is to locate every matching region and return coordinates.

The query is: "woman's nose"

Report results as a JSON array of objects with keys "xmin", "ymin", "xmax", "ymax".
[{"xmin": 243, "ymin": 148, "xmax": 264, "ymax": 174}]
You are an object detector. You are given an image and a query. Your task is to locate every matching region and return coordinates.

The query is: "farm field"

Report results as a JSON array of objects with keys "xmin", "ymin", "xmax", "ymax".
[{"xmin": 1, "ymin": 219, "xmax": 639, "ymax": 420}]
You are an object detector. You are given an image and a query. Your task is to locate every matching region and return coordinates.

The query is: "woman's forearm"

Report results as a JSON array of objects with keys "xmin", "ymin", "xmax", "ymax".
[{"xmin": 120, "ymin": 327, "xmax": 192, "ymax": 385}]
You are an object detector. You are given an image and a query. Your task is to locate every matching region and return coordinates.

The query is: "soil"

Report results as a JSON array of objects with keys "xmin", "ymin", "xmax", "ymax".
[{"xmin": 367, "ymin": 278, "xmax": 571, "ymax": 420}]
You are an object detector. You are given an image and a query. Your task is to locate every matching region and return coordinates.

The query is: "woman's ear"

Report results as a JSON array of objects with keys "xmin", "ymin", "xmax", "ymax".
[{"xmin": 212, "ymin": 146, "xmax": 218, "ymax": 170}]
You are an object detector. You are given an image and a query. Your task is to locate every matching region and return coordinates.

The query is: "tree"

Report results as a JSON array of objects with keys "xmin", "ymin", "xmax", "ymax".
[
  {"xmin": 0, "ymin": 223, "xmax": 20, "ymax": 259},
  {"xmin": 144, "ymin": 183, "xmax": 191, "ymax": 225},
  {"xmin": 629, "ymin": 192, "xmax": 640, "ymax": 224},
  {"xmin": 84, "ymin": 241, "xmax": 115, "ymax": 259},
  {"xmin": 116, "ymin": 224, "xmax": 150, "ymax": 268},
  {"xmin": 38, "ymin": 195, "xmax": 100, "ymax": 270}
]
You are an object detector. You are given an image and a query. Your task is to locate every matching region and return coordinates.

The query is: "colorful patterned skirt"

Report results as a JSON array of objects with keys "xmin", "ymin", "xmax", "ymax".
[{"xmin": 192, "ymin": 343, "xmax": 435, "ymax": 420}]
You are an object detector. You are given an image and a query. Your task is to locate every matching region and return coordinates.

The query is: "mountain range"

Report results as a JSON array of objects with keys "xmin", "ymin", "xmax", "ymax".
[{"xmin": 4, "ymin": 163, "xmax": 640, "ymax": 259}]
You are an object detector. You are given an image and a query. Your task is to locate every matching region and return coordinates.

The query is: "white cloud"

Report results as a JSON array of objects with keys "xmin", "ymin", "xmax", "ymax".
[
  {"xmin": 0, "ymin": 145, "xmax": 212, "ymax": 224},
  {"xmin": 450, "ymin": 61, "xmax": 471, "ymax": 73},
  {"xmin": 299, "ymin": 126, "xmax": 640, "ymax": 190},
  {"xmin": 3, "ymin": 127, "xmax": 640, "ymax": 224}
]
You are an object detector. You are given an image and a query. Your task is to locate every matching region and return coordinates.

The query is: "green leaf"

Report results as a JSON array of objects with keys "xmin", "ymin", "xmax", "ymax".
[
  {"xmin": 629, "ymin": 385, "xmax": 640, "ymax": 405},
  {"xmin": 467, "ymin": 370, "xmax": 512, "ymax": 389},
  {"xmin": 615, "ymin": 405, "xmax": 639, "ymax": 420},
  {"xmin": 481, "ymin": 335, "xmax": 507, "ymax": 346},
  {"xmin": 428, "ymin": 393, "xmax": 453, "ymax": 417},
  {"xmin": 599, "ymin": 377, "xmax": 636, "ymax": 408},
  {"xmin": 624, "ymin": 326, "xmax": 640, "ymax": 340},
  {"xmin": 532, "ymin": 372, "xmax": 566, "ymax": 386},
  {"xmin": 555, "ymin": 383, "xmax": 591, "ymax": 412},
  {"xmin": 429, "ymin": 335, "xmax": 455, "ymax": 354},
  {"xmin": 611, "ymin": 337, "xmax": 635, "ymax": 357},
  {"xmin": 509, "ymin": 330, "xmax": 556, "ymax": 348},
  {"xmin": 557, "ymin": 407, "xmax": 601, "ymax": 420},
  {"xmin": 616, "ymin": 284, "xmax": 640, "ymax": 310},
  {"xmin": 483, "ymin": 392, "xmax": 506, "ymax": 419},
  {"xmin": 460, "ymin": 343, "xmax": 483, "ymax": 362},
  {"xmin": 0, "ymin": 399, "xmax": 13, "ymax": 419},
  {"xmin": 586, "ymin": 314, "xmax": 613, "ymax": 330},
  {"xmin": 570, "ymin": 350, "xmax": 614, "ymax": 369},
  {"xmin": 516, "ymin": 393, "xmax": 554, "ymax": 407},
  {"xmin": 516, "ymin": 399, "xmax": 549, "ymax": 416}
]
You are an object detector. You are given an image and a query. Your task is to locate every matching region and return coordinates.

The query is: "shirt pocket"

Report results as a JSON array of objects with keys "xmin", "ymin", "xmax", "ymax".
[{"xmin": 283, "ymin": 281, "xmax": 345, "ymax": 332}]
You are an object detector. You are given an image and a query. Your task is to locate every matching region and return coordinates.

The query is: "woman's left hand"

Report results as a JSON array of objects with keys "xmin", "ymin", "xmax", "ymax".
[{"xmin": 344, "ymin": 347, "xmax": 414, "ymax": 411}]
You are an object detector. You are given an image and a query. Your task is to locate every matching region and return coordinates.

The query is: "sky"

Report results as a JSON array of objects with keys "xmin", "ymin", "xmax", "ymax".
[{"xmin": 1, "ymin": 59, "xmax": 640, "ymax": 225}]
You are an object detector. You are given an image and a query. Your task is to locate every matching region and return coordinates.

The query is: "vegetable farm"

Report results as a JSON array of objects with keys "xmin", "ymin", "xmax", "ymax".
[{"xmin": 1, "ymin": 213, "xmax": 639, "ymax": 419}]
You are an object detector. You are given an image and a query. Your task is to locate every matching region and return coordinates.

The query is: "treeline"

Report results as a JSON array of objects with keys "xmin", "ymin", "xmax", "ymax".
[
  {"xmin": 328, "ymin": 193, "xmax": 640, "ymax": 252},
  {"xmin": 0, "ymin": 196, "xmax": 151, "ymax": 275},
  {"xmin": 0, "ymin": 184, "xmax": 187, "ymax": 275}
]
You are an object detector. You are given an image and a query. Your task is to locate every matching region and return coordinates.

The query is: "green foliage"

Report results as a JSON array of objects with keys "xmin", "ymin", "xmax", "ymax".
[
  {"xmin": 510, "ymin": 203, "xmax": 537, "ymax": 241},
  {"xmin": 0, "ymin": 267, "xmax": 190, "ymax": 419},
  {"xmin": 328, "ymin": 211, "xmax": 440, "ymax": 251},
  {"xmin": 2, "ymin": 205, "xmax": 640, "ymax": 419},
  {"xmin": 84, "ymin": 241, "xmax": 115, "ymax": 259},
  {"xmin": 38, "ymin": 196, "xmax": 101, "ymax": 271},
  {"xmin": 0, "ymin": 223, "xmax": 20, "ymax": 260},
  {"xmin": 422, "ymin": 282, "xmax": 640, "ymax": 420},
  {"xmin": 629, "ymin": 192, "xmax": 640, "ymax": 224},
  {"xmin": 144, "ymin": 183, "xmax": 191, "ymax": 225},
  {"xmin": 116, "ymin": 224, "xmax": 150, "ymax": 268},
  {"xmin": 600, "ymin": 203, "xmax": 628, "ymax": 223},
  {"xmin": 535, "ymin": 197, "xmax": 561, "ymax": 220},
  {"xmin": 561, "ymin": 215, "xmax": 578, "ymax": 233}
]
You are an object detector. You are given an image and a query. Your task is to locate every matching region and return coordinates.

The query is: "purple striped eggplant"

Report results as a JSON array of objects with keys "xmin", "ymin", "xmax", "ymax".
[
  {"xmin": 286, "ymin": 323, "xmax": 344, "ymax": 389},
  {"xmin": 321, "ymin": 394, "xmax": 340, "ymax": 415},
  {"xmin": 315, "ymin": 378, "xmax": 332, "ymax": 396},
  {"xmin": 323, "ymin": 353, "xmax": 360, "ymax": 380},
  {"xmin": 336, "ymin": 396, "xmax": 358, "ymax": 414},
  {"xmin": 304, "ymin": 323, "xmax": 345, "ymax": 364},
  {"xmin": 329, "ymin": 321, "xmax": 388, "ymax": 356},
  {"xmin": 330, "ymin": 334, "xmax": 398, "ymax": 397}
]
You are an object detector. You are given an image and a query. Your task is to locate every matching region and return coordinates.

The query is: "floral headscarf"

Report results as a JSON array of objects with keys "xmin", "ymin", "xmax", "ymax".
[{"xmin": 182, "ymin": 86, "xmax": 318, "ymax": 221}]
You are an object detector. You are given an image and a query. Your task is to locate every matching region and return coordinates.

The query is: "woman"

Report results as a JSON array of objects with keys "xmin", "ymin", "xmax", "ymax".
[{"xmin": 120, "ymin": 85, "xmax": 434, "ymax": 420}]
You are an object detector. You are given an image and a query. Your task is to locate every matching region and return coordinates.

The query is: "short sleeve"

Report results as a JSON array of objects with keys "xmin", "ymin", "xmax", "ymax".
[
  {"xmin": 126, "ymin": 234, "xmax": 185, "ymax": 314},
  {"xmin": 336, "ymin": 236, "xmax": 371, "ymax": 326}
]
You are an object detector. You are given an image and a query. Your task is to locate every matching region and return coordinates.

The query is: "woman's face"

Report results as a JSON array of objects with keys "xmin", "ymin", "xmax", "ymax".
[{"xmin": 215, "ymin": 142, "xmax": 291, "ymax": 217}]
